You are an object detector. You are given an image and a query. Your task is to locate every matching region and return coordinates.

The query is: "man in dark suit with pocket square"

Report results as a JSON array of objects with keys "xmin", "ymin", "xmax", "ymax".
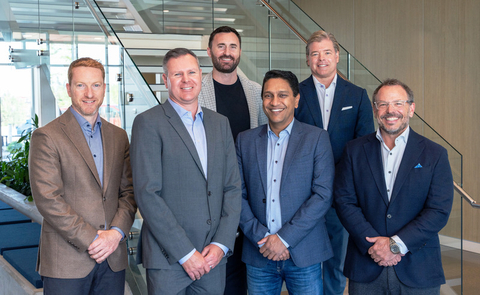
[
  {"xmin": 334, "ymin": 79, "xmax": 453, "ymax": 294},
  {"xmin": 295, "ymin": 30, "xmax": 374, "ymax": 295}
]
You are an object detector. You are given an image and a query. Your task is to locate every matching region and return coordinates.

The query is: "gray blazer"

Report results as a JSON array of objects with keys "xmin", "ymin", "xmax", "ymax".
[
  {"xmin": 130, "ymin": 101, "xmax": 242, "ymax": 270},
  {"xmin": 198, "ymin": 72, "xmax": 268, "ymax": 129},
  {"xmin": 236, "ymin": 120, "xmax": 335, "ymax": 268}
]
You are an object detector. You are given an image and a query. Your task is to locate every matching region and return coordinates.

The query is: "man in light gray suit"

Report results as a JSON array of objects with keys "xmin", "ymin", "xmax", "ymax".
[
  {"xmin": 131, "ymin": 48, "xmax": 242, "ymax": 295},
  {"xmin": 198, "ymin": 26, "xmax": 267, "ymax": 295},
  {"xmin": 237, "ymin": 70, "xmax": 335, "ymax": 294},
  {"xmin": 198, "ymin": 26, "xmax": 267, "ymax": 140}
]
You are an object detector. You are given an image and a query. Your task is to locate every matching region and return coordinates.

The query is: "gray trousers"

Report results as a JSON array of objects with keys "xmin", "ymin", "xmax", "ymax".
[
  {"xmin": 146, "ymin": 264, "xmax": 226, "ymax": 295},
  {"xmin": 349, "ymin": 266, "xmax": 440, "ymax": 295}
]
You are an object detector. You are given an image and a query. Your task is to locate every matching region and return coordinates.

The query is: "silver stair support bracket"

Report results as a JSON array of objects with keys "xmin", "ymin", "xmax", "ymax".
[{"xmin": 454, "ymin": 181, "xmax": 480, "ymax": 208}]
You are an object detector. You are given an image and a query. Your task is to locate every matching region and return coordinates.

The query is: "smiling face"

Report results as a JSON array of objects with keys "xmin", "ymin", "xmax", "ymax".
[
  {"xmin": 208, "ymin": 32, "xmax": 241, "ymax": 74},
  {"xmin": 67, "ymin": 66, "xmax": 105, "ymax": 124},
  {"xmin": 374, "ymin": 85, "xmax": 415, "ymax": 138},
  {"xmin": 306, "ymin": 38, "xmax": 339, "ymax": 85},
  {"xmin": 162, "ymin": 54, "xmax": 202, "ymax": 110},
  {"xmin": 262, "ymin": 78, "xmax": 300, "ymax": 136}
]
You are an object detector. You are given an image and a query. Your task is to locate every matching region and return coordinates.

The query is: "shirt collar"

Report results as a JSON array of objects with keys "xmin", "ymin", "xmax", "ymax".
[
  {"xmin": 168, "ymin": 98, "xmax": 203, "ymax": 121},
  {"xmin": 70, "ymin": 106, "xmax": 102, "ymax": 132},
  {"xmin": 376, "ymin": 126, "xmax": 410, "ymax": 145},
  {"xmin": 267, "ymin": 118, "xmax": 295, "ymax": 139},
  {"xmin": 312, "ymin": 73, "xmax": 337, "ymax": 89}
]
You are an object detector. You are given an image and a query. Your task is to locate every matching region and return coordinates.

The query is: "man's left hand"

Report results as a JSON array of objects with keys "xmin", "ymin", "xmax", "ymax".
[
  {"xmin": 201, "ymin": 244, "xmax": 224, "ymax": 270},
  {"xmin": 88, "ymin": 229, "xmax": 123, "ymax": 263},
  {"xmin": 258, "ymin": 235, "xmax": 288, "ymax": 261},
  {"xmin": 366, "ymin": 236, "xmax": 403, "ymax": 266}
]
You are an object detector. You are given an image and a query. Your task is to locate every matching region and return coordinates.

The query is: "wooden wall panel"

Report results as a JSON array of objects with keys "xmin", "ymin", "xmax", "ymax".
[{"xmin": 293, "ymin": 0, "xmax": 480, "ymax": 242}]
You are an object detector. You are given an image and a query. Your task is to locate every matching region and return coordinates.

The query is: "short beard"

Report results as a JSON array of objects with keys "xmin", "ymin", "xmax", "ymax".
[
  {"xmin": 212, "ymin": 55, "xmax": 240, "ymax": 74},
  {"xmin": 377, "ymin": 114, "xmax": 409, "ymax": 136}
]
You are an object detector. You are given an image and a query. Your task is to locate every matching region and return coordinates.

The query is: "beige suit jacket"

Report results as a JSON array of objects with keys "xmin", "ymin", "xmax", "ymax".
[
  {"xmin": 198, "ymin": 72, "xmax": 268, "ymax": 129},
  {"xmin": 29, "ymin": 108, "xmax": 136, "ymax": 279}
]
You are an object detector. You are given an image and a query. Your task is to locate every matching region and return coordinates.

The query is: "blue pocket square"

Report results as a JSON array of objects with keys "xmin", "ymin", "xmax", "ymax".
[{"xmin": 414, "ymin": 163, "xmax": 422, "ymax": 168}]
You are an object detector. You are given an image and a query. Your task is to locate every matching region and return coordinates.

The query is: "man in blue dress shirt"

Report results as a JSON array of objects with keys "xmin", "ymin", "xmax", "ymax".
[{"xmin": 237, "ymin": 70, "xmax": 335, "ymax": 294}]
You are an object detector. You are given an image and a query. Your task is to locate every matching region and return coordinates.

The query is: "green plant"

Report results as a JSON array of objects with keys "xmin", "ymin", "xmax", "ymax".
[{"xmin": 0, "ymin": 115, "xmax": 38, "ymax": 202}]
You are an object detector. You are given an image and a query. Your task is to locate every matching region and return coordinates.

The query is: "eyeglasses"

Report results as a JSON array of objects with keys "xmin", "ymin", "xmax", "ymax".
[{"xmin": 374, "ymin": 100, "xmax": 412, "ymax": 110}]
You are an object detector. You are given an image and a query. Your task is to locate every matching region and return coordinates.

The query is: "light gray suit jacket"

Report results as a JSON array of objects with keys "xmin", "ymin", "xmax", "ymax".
[
  {"xmin": 29, "ymin": 109, "xmax": 136, "ymax": 279},
  {"xmin": 130, "ymin": 101, "xmax": 242, "ymax": 271},
  {"xmin": 198, "ymin": 72, "xmax": 268, "ymax": 129}
]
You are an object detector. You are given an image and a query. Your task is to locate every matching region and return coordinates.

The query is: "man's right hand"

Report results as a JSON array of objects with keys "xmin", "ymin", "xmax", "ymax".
[{"xmin": 182, "ymin": 251, "xmax": 211, "ymax": 281}]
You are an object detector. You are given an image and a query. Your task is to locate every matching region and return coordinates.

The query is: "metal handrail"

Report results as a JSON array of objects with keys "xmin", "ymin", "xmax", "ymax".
[
  {"xmin": 257, "ymin": 0, "xmax": 306, "ymax": 43},
  {"xmin": 256, "ymin": 0, "xmax": 349, "ymax": 82},
  {"xmin": 454, "ymin": 181, "xmax": 480, "ymax": 208}
]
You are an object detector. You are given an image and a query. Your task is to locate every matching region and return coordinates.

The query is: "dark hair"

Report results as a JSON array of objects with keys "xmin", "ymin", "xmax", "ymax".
[
  {"xmin": 68, "ymin": 57, "xmax": 105, "ymax": 85},
  {"xmin": 162, "ymin": 48, "xmax": 199, "ymax": 76},
  {"xmin": 208, "ymin": 26, "xmax": 242, "ymax": 49},
  {"xmin": 372, "ymin": 78, "xmax": 414, "ymax": 103},
  {"xmin": 262, "ymin": 70, "xmax": 299, "ymax": 97}
]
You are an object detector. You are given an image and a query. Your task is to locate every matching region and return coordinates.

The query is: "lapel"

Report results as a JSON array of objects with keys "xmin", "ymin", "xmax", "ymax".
[
  {"xmin": 390, "ymin": 129, "xmax": 424, "ymax": 203},
  {"xmin": 327, "ymin": 76, "xmax": 347, "ymax": 136},
  {"xmin": 203, "ymin": 110, "xmax": 217, "ymax": 182},
  {"xmin": 280, "ymin": 120, "xmax": 302, "ymax": 188},
  {"xmin": 255, "ymin": 125, "xmax": 269, "ymax": 197},
  {"xmin": 101, "ymin": 119, "xmax": 114, "ymax": 193},
  {"xmin": 363, "ymin": 134, "xmax": 389, "ymax": 206},
  {"xmin": 162, "ymin": 101, "xmax": 206, "ymax": 180},
  {"xmin": 60, "ymin": 109, "xmax": 101, "ymax": 187},
  {"xmin": 199, "ymin": 73, "xmax": 217, "ymax": 112},
  {"xmin": 303, "ymin": 76, "xmax": 323, "ymax": 128}
]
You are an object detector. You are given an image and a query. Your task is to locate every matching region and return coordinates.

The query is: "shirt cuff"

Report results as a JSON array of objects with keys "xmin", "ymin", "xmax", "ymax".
[
  {"xmin": 392, "ymin": 235, "xmax": 409, "ymax": 254},
  {"xmin": 211, "ymin": 242, "xmax": 229, "ymax": 256},
  {"xmin": 276, "ymin": 234, "xmax": 290, "ymax": 249},
  {"xmin": 179, "ymin": 249, "xmax": 196, "ymax": 265},
  {"xmin": 111, "ymin": 226, "xmax": 125, "ymax": 241}
]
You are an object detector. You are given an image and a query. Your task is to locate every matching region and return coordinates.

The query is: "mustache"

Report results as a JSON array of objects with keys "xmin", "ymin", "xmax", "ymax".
[
  {"xmin": 381, "ymin": 113, "xmax": 403, "ymax": 120},
  {"xmin": 219, "ymin": 55, "xmax": 235, "ymax": 60}
]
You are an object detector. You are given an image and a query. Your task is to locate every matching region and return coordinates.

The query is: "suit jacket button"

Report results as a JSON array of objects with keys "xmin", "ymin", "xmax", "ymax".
[
  {"xmin": 103, "ymin": 197, "xmax": 106, "ymax": 201},
  {"xmin": 387, "ymin": 214, "xmax": 392, "ymax": 219},
  {"xmin": 100, "ymin": 225, "xmax": 105, "ymax": 229},
  {"xmin": 206, "ymin": 219, "xmax": 212, "ymax": 225},
  {"xmin": 208, "ymin": 191, "xmax": 212, "ymax": 196}
]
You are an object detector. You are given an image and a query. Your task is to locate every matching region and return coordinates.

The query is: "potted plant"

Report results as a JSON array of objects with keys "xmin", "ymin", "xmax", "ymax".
[{"xmin": 1, "ymin": 115, "xmax": 38, "ymax": 202}]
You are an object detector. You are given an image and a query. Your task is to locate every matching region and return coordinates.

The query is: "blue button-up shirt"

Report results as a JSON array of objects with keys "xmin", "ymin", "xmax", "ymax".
[
  {"xmin": 263, "ymin": 119, "xmax": 295, "ymax": 248},
  {"xmin": 376, "ymin": 126, "xmax": 410, "ymax": 254},
  {"xmin": 168, "ymin": 99, "xmax": 228, "ymax": 264},
  {"xmin": 70, "ymin": 107, "xmax": 104, "ymax": 185},
  {"xmin": 70, "ymin": 107, "xmax": 124, "ymax": 240}
]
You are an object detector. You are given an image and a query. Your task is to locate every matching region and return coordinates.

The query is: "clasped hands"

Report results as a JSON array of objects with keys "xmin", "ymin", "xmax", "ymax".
[
  {"xmin": 366, "ymin": 236, "xmax": 404, "ymax": 267},
  {"xmin": 182, "ymin": 244, "xmax": 224, "ymax": 281},
  {"xmin": 258, "ymin": 234, "xmax": 290, "ymax": 261}
]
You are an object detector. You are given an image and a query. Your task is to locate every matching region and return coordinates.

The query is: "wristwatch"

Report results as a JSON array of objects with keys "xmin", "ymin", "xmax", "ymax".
[{"xmin": 389, "ymin": 238, "xmax": 400, "ymax": 254}]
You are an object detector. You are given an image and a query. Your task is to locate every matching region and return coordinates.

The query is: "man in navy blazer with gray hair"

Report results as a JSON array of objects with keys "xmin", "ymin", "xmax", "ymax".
[
  {"xmin": 237, "ymin": 70, "xmax": 335, "ymax": 294},
  {"xmin": 295, "ymin": 30, "xmax": 374, "ymax": 295},
  {"xmin": 334, "ymin": 79, "xmax": 453, "ymax": 294}
]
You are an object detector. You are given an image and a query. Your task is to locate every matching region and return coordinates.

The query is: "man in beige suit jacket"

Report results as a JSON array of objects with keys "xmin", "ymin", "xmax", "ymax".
[{"xmin": 29, "ymin": 57, "xmax": 137, "ymax": 295}]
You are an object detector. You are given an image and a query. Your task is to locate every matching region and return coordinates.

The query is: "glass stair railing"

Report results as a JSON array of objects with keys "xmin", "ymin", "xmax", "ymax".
[
  {"xmin": 2, "ymin": 0, "xmax": 466, "ymax": 293},
  {"xmin": 95, "ymin": 0, "xmax": 465, "ymax": 293}
]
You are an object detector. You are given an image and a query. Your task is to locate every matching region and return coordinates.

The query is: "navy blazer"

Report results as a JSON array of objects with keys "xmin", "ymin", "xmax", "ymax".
[
  {"xmin": 334, "ymin": 129, "xmax": 454, "ymax": 288},
  {"xmin": 295, "ymin": 75, "xmax": 374, "ymax": 164},
  {"xmin": 236, "ymin": 120, "xmax": 335, "ymax": 268}
]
